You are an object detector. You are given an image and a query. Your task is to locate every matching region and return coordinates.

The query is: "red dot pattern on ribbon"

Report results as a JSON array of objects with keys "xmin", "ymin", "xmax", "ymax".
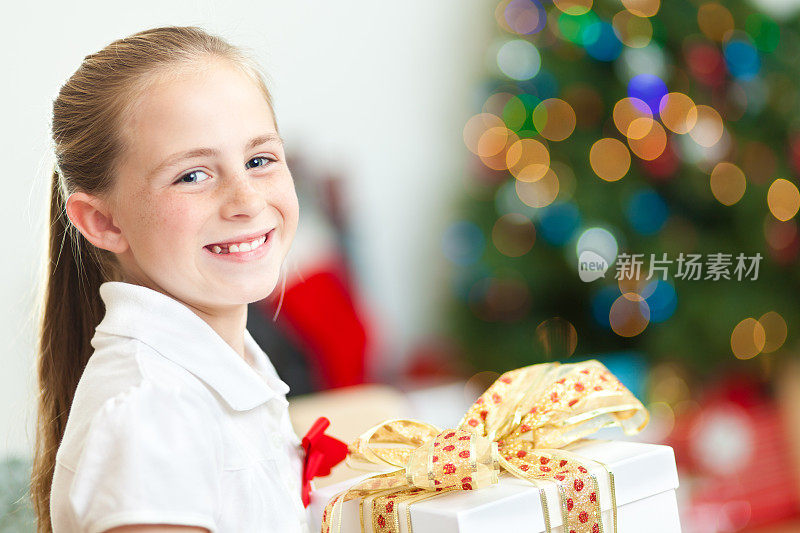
[
  {"xmin": 430, "ymin": 428, "xmax": 475, "ymax": 490},
  {"xmin": 498, "ymin": 438, "xmax": 602, "ymax": 533}
]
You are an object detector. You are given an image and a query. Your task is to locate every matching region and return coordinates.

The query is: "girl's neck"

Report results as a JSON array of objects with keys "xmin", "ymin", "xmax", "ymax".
[{"xmin": 120, "ymin": 273, "xmax": 251, "ymax": 366}]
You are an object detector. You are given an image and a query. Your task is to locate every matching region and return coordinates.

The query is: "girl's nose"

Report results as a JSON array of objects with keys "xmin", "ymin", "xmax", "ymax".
[{"xmin": 220, "ymin": 172, "xmax": 264, "ymax": 219}]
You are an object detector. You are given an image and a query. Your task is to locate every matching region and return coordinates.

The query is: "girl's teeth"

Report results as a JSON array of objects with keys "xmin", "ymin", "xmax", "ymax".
[{"xmin": 209, "ymin": 233, "xmax": 268, "ymax": 254}]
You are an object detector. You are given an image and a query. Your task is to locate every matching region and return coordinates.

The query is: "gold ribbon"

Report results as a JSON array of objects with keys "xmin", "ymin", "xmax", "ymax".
[{"xmin": 320, "ymin": 359, "xmax": 649, "ymax": 533}]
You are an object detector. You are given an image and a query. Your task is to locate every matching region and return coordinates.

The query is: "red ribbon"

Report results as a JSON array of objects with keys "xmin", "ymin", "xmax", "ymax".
[{"xmin": 301, "ymin": 416, "xmax": 349, "ymax": 507}]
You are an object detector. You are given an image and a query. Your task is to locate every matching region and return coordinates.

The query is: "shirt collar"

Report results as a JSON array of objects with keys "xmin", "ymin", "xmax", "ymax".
[{"xmin": 94, "ymin": 281, "xmax": 290, "ymax": 411}]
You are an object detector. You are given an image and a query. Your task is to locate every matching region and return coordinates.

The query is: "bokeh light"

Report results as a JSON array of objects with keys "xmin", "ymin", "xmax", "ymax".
[
  {"xmin": 618, "ymin": 43, "xmax": 668, "ymax": 84},
  {"xmin": 622, "ymin": 0, "xmax": 660, "ymax": 18},
  {"xmin": 627, "ymin": 119, "xmax": 667, "ymax": 160},
  {"xmin": 469, "ymin": 274, "xmax": 532, "ymax": 323},
  {"xmin": 758, "ymin": 311, "xmax": 787, "ymax": 353},
  {"xmin": 640, "ymin": 138, "xmax": 679, "ymax": 180},
  {"xmin": 494, "ymin": 0, "xmax": 516, "ymax": 34},
  {"xmin": 519, "ymin": 70, "xmax": 559, "ymax": 100},
  {"xmin": 464, "ymin": 113, "xmax": 505, "ymax": 155},
  {"xmin": 577, "ymin": 227, "xmax": 619, "ymax": 266},
  {"xmin": 516, "ymin": 168, "xmax": 560, "ymax": 207},
  {"xmin": 619, "ymin": 273, "xmax": 657, "ymax": 300},
  {"xmin": 614, "ymin": 97, "xmax": 652, "ymax": 138},
  {"xmin": 442, "ymin": 221, "xmax": 485, "ymax": 266},
  {"xmin": 685, "ymin": 42, "xmax": 726, "ymax": 87},
  {"xmin": 538, "ymin": 202, "xmax": 581, "ymax": 245},
  {"xmin": 659, "ymin": 92, "xmax": 698, "ymax": 134},
  {"xmin": 583, "ymin": 21, "xmax": 623, "ymax": 61},
  {"xmin": 697, "ymin": 3, "xmax": 734, "ymax": 42},
  {"xmin": 592, "ymin": 285, "xmax": 620, "ymax": 329},
  {"xmin": 644, "ymin": 280, "xmax": 678, "ymax": 322},
  {"xmin": 763, "ymin": 215, "xmax": 800, "ymax": 265},
  {"xmin": 742, "ymin": 141, "xmax": 776, "ymax": 184},
  {"xmin": 492, "ymin": 213, "xmax": 537, "ymax": 257},
  {"xmin": 767, "ymin": 178, "xmax": 800, "ymax": 221},
  {"xmin": 553, "ymin": 0, "xmax": 592, "ymax": 16},
  {"xmin": 532, "ymin": 98, "xmax": 577, "ymax": 141},
  {"xmin": 551, "ymin": 160, "xmax": 577, "ymax": 201},
  {"xmin": 507, "ymin": 138, "xmax": 551, "ymax": 181},
  {"xmin": 763, "ymin": 216, "xmax": 798, "ymax": 252},
  {"xmin": 612, "ymin": 11, "xmax": 653, "ymax": 49},
  {"xmin": 482, "ymin": 129, "xmax": 521, "ymax": 171},
  {"xmin": 724, "ymin": 39, "xmax": 761, "ymax": 81},
  {"xmin": 731, "ymin": 318, "xmax": 766, "ymax": 359},
  {"xmin": 557, "ymin": 10, "xmax": 600, "ymax": 44},
  {"xmin": 647, "ymin": 364, "xmax": 691, "ymax": 405},
  {"xmin": 504, "ymin": 0, "xmax": 547, "ymax": 35},
  {"xmin": 488, "ymin": 275, "xmax": 532, "ymax": 322},
  {"xmin": 500, "ymin": 95, "xmax": 528, "ymax": 131},
  {"xmin": 626, "ymin": 190, "xmax": 669, "ymax": 235},
  {"xmin": 478, "ymin": 127, "xmax": 512, "ymax": 158},
  {"xmin": 644, "ymin": 401, "xmax": 676, "ymax": 442},
  {"xmin": 535, "ymin": 317, "xmax": 578, "ymax": 358},
  {"xmin": 688, "ymin": 105, "xmax": 724, "ymax": 147},
  {"xmin": 496, "ymin": 178, "xmax": 539, "ymax": 218},
  {"xmin": 628, "ymin": 74, "xmax": 668, "ymax": 115},
  {"xmin": 483, "ymin": 92, "xmax": 516, "ymax": 116},
  {"xmin": 497, "ymin": 39, "xmax": 542, "ymax": 80},
  {"xmin": 745, "ymin": 13, "xmax": 780, "ymax": 53},
  {"xmin": 590, "ymin": 138, "xmax": 631, "ymax": 181},
  {"xmin": 710, "ymin": 162, "xmax": 747, "ymax": 206},
  {"xmin": 610, "ymin": 293, "xmax": 650, "ymax": 337}
]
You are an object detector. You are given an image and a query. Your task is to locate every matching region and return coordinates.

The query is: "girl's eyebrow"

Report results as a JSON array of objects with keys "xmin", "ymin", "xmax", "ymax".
[{"xmin": 147, "ymin": 133, "xmax": 284, "ymax": 179}]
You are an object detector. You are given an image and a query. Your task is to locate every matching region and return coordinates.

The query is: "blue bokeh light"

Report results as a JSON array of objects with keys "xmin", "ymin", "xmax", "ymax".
[
  {"xmin": 538, "ymin": 202, "xmax": 581, "ymax": 246},
  {"xmin": 591, "ymin": 285, "xmax": 621, "ymax": 329},
  {"xmin": 644, "ymin": 280, "xmax": 677, "ymax": 322},
  {"xmin": 582, "ymin": 22, "xmax": 623, "ymax": 62},
  {"xmin": 517, "ymin": 69, "xmax": 559, "ymax": 100},
  {"xmin": 626, "ymin": 190, "xmax": 669, "ymax": 235},
  {"xmin": 442, "ymin": 221, "xmax": 485, "ymax": 266},
  {"xmin": 724, "ymin": 39, "xmax": 761, "ymax": 81},
  {"xmin": 627, "ymin": 74, "xmax": 669, "ymax": 115}
]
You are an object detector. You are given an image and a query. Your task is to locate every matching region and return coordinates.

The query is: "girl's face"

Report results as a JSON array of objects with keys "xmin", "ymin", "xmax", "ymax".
[{"xmin": 108, "ymin": 59, "xmax": 298, "ymax": 309}]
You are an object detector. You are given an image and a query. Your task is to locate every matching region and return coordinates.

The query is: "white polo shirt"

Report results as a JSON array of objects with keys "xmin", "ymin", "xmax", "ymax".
[{"xmin": 50, "ymin": 281, "xmax": 312, "ymax": 533}]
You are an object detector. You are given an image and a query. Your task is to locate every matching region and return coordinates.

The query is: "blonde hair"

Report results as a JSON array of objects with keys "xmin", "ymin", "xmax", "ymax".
[{"xmin": 32, "ymin": 25, "xmax": 277, "ymax": 532}]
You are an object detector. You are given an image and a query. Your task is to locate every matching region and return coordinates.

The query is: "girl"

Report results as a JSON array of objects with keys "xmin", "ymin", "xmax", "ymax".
[{"xmin": 32, "ymin": 26, "xmax": 309, "ymax": 533}]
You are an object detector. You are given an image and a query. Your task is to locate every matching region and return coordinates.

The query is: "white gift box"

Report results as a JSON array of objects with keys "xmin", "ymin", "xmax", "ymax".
[{"xmin": 309, "ymin": 439, "xmax": 681, "ymax": 533}]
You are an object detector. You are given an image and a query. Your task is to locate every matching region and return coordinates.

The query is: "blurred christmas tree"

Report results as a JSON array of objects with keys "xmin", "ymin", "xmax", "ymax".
[{"xmin": 444, "ymin": 0, "xmax": 800, "ymax": 378}]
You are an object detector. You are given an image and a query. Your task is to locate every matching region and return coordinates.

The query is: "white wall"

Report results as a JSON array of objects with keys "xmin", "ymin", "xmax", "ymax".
[{"xmin": 1, "ymin": 1, "xmax": 493, "ymax": 457}]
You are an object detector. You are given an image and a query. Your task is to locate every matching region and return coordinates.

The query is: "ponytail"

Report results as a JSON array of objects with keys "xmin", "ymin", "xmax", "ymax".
[{"xmin": 30, "ymin": 168, "xmax": 114, "ymax": 532}]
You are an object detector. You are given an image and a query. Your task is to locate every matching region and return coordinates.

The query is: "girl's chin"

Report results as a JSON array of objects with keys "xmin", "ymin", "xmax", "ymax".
[{"xmin": 208, "ymin": 273, "xmax": 281, "ymax": 301}]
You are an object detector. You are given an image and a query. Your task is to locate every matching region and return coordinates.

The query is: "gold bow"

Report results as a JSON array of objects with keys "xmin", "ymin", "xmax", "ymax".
[{"xmin": 320, "ymin": 359, "xmax": 649, "ymax": 533}]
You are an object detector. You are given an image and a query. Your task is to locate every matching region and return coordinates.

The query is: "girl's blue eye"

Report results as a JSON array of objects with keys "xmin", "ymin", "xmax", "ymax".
[
  {"xmin": 173, "ymin": 157, "xmax": 276, "ymax": 185},
  {"xmin": 175, "ymin": 169, "xmax": 210, "ymax": 185},
  {"xmin": 246, "ymin": 156, "xmax": 277, "ymax": 169}
]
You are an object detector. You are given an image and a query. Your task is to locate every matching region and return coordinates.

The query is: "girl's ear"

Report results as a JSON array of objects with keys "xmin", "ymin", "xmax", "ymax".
[{"xmin": 65, "ymin": 191, "xmax": 129, "ymax": 254}]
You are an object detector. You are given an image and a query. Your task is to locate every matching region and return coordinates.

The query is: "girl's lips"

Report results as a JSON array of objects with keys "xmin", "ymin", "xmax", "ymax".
[{"xmin": 203, "ymin": 230, "xmax": 273, "ymax": 262}]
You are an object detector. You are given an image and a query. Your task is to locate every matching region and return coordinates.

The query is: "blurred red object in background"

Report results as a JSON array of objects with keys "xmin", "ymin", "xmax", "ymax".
[{"xmin": 666, "ymin": 373, "xmax": 800, "ymax": 531}]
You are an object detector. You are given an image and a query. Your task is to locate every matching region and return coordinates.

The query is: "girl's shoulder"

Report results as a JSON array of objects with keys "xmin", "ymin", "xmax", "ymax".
[
  {"xmin": 57, "ymin": 335, "xmax": 223, "ymax": 470},
  {"xmin": 86, "ymin": 331, "xmax": 222, "ymax": 399},
  {"xmin": 52, "ymin": 361, "xmax": 225, "ymax": 533}
]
